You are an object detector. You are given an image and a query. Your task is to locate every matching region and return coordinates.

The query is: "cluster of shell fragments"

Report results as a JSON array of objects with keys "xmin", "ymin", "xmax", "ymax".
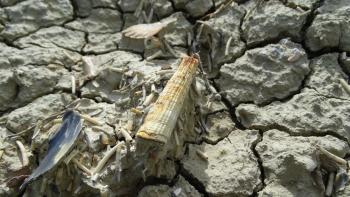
[{"xmin": 3, "ymin": 54, "xmax": 218, "ymax": 196}]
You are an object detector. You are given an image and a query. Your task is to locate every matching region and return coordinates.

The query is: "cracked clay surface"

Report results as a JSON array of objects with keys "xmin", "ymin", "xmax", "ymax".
[{"xmin": 1, "ymin": 0, "xmax": 350, "ymax": 196}]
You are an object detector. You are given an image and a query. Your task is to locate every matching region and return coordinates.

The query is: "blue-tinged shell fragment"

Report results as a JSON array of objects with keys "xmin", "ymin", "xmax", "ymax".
[{"xmin": 20, "ymin": 110, "xmax": 82, "ymax": 190}]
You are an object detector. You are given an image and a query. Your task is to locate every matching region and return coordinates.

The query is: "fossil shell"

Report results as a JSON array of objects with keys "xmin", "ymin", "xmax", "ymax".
[{"xmin": 136, "ymin": 56, "xmax": 199, "ymax": 144}]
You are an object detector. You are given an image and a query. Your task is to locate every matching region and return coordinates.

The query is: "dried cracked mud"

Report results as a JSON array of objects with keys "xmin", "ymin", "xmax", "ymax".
[{"xmin": 1, "ymin": 0, "xmax": 350, "ymax": 196}]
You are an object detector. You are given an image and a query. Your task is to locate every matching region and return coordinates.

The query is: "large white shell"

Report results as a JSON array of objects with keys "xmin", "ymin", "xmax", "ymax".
[{"xmin": 136, "ymin": 56, "xmax": 199, "ymax": 144}]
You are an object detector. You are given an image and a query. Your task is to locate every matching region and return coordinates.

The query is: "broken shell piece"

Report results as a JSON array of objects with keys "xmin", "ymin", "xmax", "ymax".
[
  {"xmin": 71, "ymin": 75, "xmax": 76, "ymax": 94},
  {"xmin": 317, "ymin": 146, "xmax": 347, "ymax": 166},
  {"xmin": 225, "ymin": 36, "xmax": 233, "ymax": 56},
  {"xmin": 100, "ymin": 133, "xmax": 110, "ymax": 145},
  {"xmin": 339, "ymin": 79, "xmax": 350, "ymax": 95},
  {"xmin": 80, "ymin": 114, "xmax": 102, "ymax": 126},
  {"xmin": 136, "ymin": 56, "xmax": 199, "ymax": 144},
  {"xmin": 92, "ymin": 143, "xmax": 124, "ymax": 179},
  {"xmin": 326, "ymin": 172, "xmax": 335, "ymax": 197},
  {"xmin": 122, "ymin": 18, "xmax": 177, "ymax": 39},
  {"xmin": 82, "ymin": 56, "xmax": 97, "ymax": 79},
  {"xmin": 16, "ymin": 140, "xmax": 29, "ymax": 167},
  {"xmin": 131, "ymin": 108, "xmax": 144, "ymax": 116},
  {"xmin": 64, "ymin": 149, "xmax": 80, "ymax": 164},
  {"xmin": 120, "ymin": 128, "xmax": 133, "ymax": 143},
  {"xmin": 72, "ymin": 158, "xmax": 92, "ymax": 176},
  {"xmin": 196, "ymin": 149, "xmax": 208, "ymax": 161},
  {"xmin": 142, "ymin": 92, "xmax": 156, "ymax": 107}
]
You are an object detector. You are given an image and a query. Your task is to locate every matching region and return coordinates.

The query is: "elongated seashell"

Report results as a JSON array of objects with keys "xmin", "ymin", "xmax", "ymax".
[
  {"xmin": 136, "ymin": 56, "xmax": 199, "ymax": 144},
  {"xmin": 339, "ymin": 78, "xmax": 350, "ymax": 95},
  {"xmin": 16, "ymin": 140, "xmax": 29, "ymax": 167},
  {"xmin": 122, "ymin": 18, "xmax": 177, "ymax": 39}
]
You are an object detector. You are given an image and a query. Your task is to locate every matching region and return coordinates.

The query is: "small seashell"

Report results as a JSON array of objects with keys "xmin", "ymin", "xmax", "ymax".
[
  {"xmin": 225, "ymin": 36, "xmax": 233, "ymax": 56},
  {"xmin": 80, "ymin": 114, "xmax": 102, "ymax": 126},
  {"xmin": 339, "ymin": 78, "xmax": 350, "ymax": 95},
  {"xmin": 131, "ymin": 108, "xmax": 144, "ymax": 116},
  {"xmin": 120, "ymin": 128, "xmax": 133, "ymax": 143},
  {"xmin": 196, "ymin": 149, "xmax": 208, "ymax": 161},
  {"xmin": 100, "ymin": 133, "xmax": 110, "ymax": 145},
  {"xmin": 326, "ymin": 172, "xmax": 335, "ymax": 197},
  {"xmin": 15, "ymin": 140, "xmax": 29, "ymax": 167}
]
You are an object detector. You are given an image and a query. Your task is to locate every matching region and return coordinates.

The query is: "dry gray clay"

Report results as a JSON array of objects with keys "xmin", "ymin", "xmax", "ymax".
[
  {"xmin": 0, "ymin": 0, "xmax": 73, "ymax": 41},
  {"xmin": 183, "ymin": 129, "xmax": 261, "ymax": 196},
  {"xmin": 256, "ymin": 129, "xmax": 349, "ymax": 197},
  {"xmin": 306, "ymin": 53, "xmax": 349, "ymax": 99},
  {"xmin": 138, "ymin": 176, "xmax": 202, "ymax": 197},
  {"xmin": 306, "ymin": 0, "xmax": 350, "ymax": 52},
  {"xmin": 13, "ymin": 26, "xmax": 85, "ymax": 52},
  {"xmin": 242, "ymin": 0, "xmax": 309, "ymax": 47},
  {"xmin": 6, "ymin": 93, "xmax": 73, "ymax": 133},
  {"xmin": 65, "ymin": 8, "xmax": 122, "ymax": 33},
  {"xmin": 217, "ymin": 39, "xmax": 309, "ymax": 105},
  {"xmin": 236, "ymin": 88, "xmax": 350, "ymax": 142}
]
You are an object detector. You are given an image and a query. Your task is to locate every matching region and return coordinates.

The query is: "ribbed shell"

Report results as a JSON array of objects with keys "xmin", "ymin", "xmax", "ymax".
[{"xmin": 136, "ymin": 56, "xmax": 199, "ymax": 144}]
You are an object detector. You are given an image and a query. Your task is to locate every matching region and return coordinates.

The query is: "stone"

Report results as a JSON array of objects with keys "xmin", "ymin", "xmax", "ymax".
[
  {"xmin": 0, "ymin": 68, "xmax": 17, "ymax": 111},
  {"xmin": 0, "ymin": 0, "xmax": 73, "ymax": 41},
  {"xmin": 256, "ymin": 129, "xmax": 349, "ymax": 197},
  {"xmin": 217, "ymin": 39, "xmax": 309, "ymax": 106},
  {"xmin": 242, "ymin": 0, "xmax": 309, "ymax": 47},
  {"xmin": 123, "ymin": 13, "xmax": 142, "ymax": 30},
  {"xmin": 0, "ymin": 43, "xmax": 81, "ymax": 69},
  {"xmin": 306, "ymin": 53, "xmax": 349, "ymax": 99},
  {"xmin": 284, "ymin": 0, "xmax": 319, "ymax": 10},
  {"xmin": 185, "ymin": 0, "xmax": 213, "ymax": 17},
  {"xmin": 83, "ymin": 33, "xmax": 121, "ymax": 54},
  {"xmin": 183, "ymin": 130, "xmax": 261, "ymax": 196},
  {"xmin": 0, "ymin": 0, "xmax": 25, "ymax": 7},
  {"xmin": 146, "ymin": 0, "xmax": 173, "ymax": 19},
  {"xmin": 72, "ymin": 0, "xmax": 92, "ymax": 17},
  {"xmin": 6, "ymin": 93, "xmax": 73, "ymax": 133},
  {"xmin": 172, "ymin": 0, "xmax": 190, "ymax": 9},
  {"xmin": 91, "ymin": 0, "xmax": 119, "ymax": 9},
  {"xmin": 65, "ymin": 8, "xmax": 122, "ymax": 33},
  {"xmin": 203, "ymin": 111, "xmax": 235, "ymax": 144},
  {"xmin": 236, "ymin": 88, "xmax": 350, "ymax": 142},
  {"xmin": 161, "ymin": 12, "xmax": 192, "ymax": 47},
  {"xmin": 305, "ymin": 0, "xmax": 350, "ymax": 52},
  {"xmin": 138, "ymin": 176, "xmax": 202, "ymax": 197},
  {"xmin": 13, "ymin": 26, "xmax": 85, "ymax": 52},
  {"xmin": 80, "ymin": 51, "xmax": 141, "ymax": 102},
  {"xmin": 117, "ymin": 0, "xmax": 140, "ymax": 12},
  {"xmin": 13, "ymin": 65, "xmax": 69, "ymax": 105}
]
